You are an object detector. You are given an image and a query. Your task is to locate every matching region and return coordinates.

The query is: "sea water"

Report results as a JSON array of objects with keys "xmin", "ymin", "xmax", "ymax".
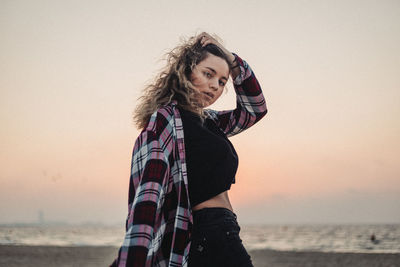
[
  {"xmin": 1, "ymin": 224, "xmax": 399, "ymax": 254},
  {"xmin": 239, "ymin": 224, "xmax": 400, "ymax": 254}
]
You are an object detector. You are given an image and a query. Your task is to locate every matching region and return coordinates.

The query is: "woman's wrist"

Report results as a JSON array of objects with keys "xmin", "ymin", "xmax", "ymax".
[
  {"xmin": 231, "ymin": 56, "xmax": 239, "ymax": 69},
  {"xmin": 229, "ymin": 54, "xmax": 241, "ymax": 79},
  {"xmin": 227, "ymin": 53, "xmax": 236, "ymax": 65}
]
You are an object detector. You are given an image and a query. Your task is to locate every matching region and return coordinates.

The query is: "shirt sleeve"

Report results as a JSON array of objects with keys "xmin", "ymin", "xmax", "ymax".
[
  {"xmin": 112, "ymin": 127, "xmax": 170, "ymax": 267},
  {"xmin": 205, "ymin": 53, "xmax": 268, "ymax": 137}
]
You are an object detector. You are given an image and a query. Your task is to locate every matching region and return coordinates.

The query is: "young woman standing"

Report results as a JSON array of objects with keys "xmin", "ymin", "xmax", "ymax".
[{"xmin": 111, "ymin": 32, "xmax": 267, "ymax": 267}]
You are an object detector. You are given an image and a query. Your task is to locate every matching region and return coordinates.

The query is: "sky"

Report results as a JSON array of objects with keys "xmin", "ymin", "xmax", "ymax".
[{"xmin": 1, "ymin": 0, "xmax": 399, "ymax": 225}]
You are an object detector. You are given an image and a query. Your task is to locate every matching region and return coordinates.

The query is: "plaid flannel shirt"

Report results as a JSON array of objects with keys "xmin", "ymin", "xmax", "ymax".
[{"xmin": 111, "ymin": 54, "xmax": 267, "ymax": 267}]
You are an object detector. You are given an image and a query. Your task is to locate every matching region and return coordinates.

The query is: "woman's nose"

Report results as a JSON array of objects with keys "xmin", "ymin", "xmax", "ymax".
[{"xmin": 210, "ymin": 79, "xmax": 219, "ymax": 90}]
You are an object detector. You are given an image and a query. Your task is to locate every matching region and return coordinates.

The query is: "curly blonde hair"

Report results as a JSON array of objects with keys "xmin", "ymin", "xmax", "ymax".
[{"xmin": 133, "ymin": 34, "xmax": 232, "ymax": 130}]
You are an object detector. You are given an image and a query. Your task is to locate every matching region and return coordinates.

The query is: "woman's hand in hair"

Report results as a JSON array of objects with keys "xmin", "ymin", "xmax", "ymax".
[{"xmin": 198, "ymin": 32, "xmax": 236, "ymax": 65}]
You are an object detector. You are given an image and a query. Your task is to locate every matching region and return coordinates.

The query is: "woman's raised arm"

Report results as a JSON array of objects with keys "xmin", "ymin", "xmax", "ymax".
[
  {"xmin": 199, "ymin": 32, "xmax": 268, "ymax": 137},
  {"xmin": 206, "ymin": 53, "xmax": 268, "ymax": 137}
]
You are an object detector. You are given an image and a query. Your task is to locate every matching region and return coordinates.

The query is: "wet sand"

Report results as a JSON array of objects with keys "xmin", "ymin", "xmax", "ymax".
[{"xmin": 0, "ymin": 245, "xmax": 399, "ymax": 267}]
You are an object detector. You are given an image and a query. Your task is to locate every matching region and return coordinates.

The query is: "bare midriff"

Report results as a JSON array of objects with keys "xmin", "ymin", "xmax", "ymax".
[{"xmin": 192, "ymin": 190, "xmax": 233, "ymax": 212}]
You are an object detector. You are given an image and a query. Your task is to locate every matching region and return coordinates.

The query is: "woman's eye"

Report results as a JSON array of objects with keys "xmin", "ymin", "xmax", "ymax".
[
  {"xmin": 204, "ymin": 72, "xmax": 212, "ymax": 78},
  {"xmin": 219, "ymin": 81, "xmax": 225, "ymax": 86}
]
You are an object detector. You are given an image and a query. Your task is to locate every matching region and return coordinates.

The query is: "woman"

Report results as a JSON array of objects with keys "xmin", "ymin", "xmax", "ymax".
[{"xmin": 111, "ymin": 32, "xmax": 267, "ymax": 267}]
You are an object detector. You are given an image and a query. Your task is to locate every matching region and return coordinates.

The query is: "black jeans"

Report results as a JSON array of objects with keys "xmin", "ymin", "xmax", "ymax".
[{"xmin": 188, "ymin": 207, "xmax": 254, "ymax": 267}]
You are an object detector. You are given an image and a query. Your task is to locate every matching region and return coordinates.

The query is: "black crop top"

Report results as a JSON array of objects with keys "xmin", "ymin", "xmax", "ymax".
[{"xmin": 179, "ymin": 108, "xmax": 239, "ymax": 207}]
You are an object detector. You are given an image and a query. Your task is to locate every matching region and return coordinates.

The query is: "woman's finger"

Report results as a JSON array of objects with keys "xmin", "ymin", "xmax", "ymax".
[
  {"xmin": 202, "ymin": 39, "xmax": 213, "ymax": 47},
  {"xmin": 198, "ymin": 33, "xmax": 233, "ymax": 61},
  {"xmin": 199, "ymin": 33, "xmax": 215, "ymax": 43},
  {"xmin": 199, "ymin": 33, "xmax": 210, "ymax": 43},
  {"xmin": 201, "ymin": 36, "xmax": 218, "ymax": 46}
]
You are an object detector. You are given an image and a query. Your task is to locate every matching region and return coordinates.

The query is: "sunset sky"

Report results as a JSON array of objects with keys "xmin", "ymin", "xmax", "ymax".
[{"xmin": 1, "ymin": 0, "xmax": 399, "ymax": 225}]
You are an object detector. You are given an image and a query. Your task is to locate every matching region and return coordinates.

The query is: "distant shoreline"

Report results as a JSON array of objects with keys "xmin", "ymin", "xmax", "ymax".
[
  {"xmin": 2, "ymin": 224, "xmax": 399, "ymax": 255},
  {"xmin": 2, "ymin": 243, "xmax": 399, "ymax": 254},
  {"xmin": 1, "ymin": 245, "xmax": 399, "ymax": 267}
]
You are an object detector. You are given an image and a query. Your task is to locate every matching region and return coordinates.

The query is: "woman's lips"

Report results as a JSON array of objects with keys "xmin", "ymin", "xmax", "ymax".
[{"xmin": 203, "ymin": 92, "xmax": 214, "ymax": 100}]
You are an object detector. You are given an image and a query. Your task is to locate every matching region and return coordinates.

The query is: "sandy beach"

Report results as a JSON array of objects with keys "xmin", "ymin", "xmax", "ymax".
[{"xmin": 1, "ymin": 245, "xmax": 399, "ymax": 267}]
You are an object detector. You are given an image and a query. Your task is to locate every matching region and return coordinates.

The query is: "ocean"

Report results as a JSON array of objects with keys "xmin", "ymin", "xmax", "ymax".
[{"xmin": 1, "ymin": 224, "xmax": 399, "ymax": 254}]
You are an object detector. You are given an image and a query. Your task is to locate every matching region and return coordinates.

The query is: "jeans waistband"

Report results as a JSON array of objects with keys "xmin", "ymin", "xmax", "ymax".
[{"xmin": 192, "ymin": 207, "xmax": 237, "ymax": 225}]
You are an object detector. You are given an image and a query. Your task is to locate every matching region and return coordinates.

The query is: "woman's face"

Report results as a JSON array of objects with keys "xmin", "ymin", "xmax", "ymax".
[{"xmin": 190, "ymin": 53, "xmax": 229, "ymax": 108}]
